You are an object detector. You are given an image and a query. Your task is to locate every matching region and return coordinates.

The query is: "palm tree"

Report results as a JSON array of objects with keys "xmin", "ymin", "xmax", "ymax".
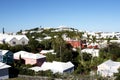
[
  {"xmin": 87, "ymin": 34, "xmax": 91, "ymax": 45},
  {"xmin": 91, "ymin": 35, "xmax": 97, "ymax": 64},
  {"xmin": 107, "ymin": 37, "xmax": 111, "ymax": 53},
  {"xmin": 75, "ymin": 31, "xmax": 84, "ymax": 65}
]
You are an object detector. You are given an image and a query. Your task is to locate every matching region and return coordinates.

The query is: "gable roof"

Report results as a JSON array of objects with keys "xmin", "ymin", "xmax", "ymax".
[
  {"xmin": 14, "ymin": 51, "xmax": 46, "ymax": 59},
  {"xmin": 98, "ymin": 60, "xmax": 120, "ymax": 68},
  {"xmin": 0, "ymin": 50, "xmax": 9, "ymax": 55},
  {"xmin": 0, "ymin": 62, "xmax": 11, "ymax": 69},
  {"xmin": 29, "ymin": 61, "xmax": 74, "ymax": 73},
  {"xmin": 0, "ymin": 34, "xmax": 29, "ymax": 42},
  {"xmin": 51, "ymin": 61, "xmax": 74, "ymax": 73}
]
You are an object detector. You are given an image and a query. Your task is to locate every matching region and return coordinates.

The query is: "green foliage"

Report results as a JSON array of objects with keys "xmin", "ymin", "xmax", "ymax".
[
  {"xmin": 99, "ymin": 43, "xmax": 120, "ymax": 61},
  {"xmin": 61, "ymin": 48, "xmax": 73, "ymax": 62},
  {"xmin": 82, "ymin": 52, "xmax": 92, "ymax": 61},
  {"xmin": 74, "ymin": 62, "xmax": 91, "ymax": 75},
  {"xmin": 114, "ymin": 68, "xmax": 120, "ymax": 80},
  {"xmin": 36, "ymin": 70, "xmax": 53, "ymax": 77},
  {"xmin": 45, "ymin": 53, "xmax": 57, "ymax": 62},
  {"xmin": 19, "ymin": 68, "xmax": 35, "ymax": 76},
  {"xmin": 40, "ymin": 39, "xmax": 52, "ymax": 50},
  {"xmin": 0, "ymin": 43, "xmax": 9, "ymax": 50}
]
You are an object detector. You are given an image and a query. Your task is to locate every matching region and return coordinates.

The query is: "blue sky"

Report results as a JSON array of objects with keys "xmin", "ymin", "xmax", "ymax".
[{"xmin": 0, "ymin": 0, "xmax": 120, "ymax": 32}]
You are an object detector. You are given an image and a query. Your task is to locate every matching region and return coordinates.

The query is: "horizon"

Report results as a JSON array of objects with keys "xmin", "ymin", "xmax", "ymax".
[{"xmin": 0, "ymin": 0, "xmax": 120, "ymax": 33}]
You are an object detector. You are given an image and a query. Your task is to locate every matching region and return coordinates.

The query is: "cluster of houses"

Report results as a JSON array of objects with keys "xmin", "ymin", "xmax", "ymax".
[
  {"xmin": 1, "ymin": 27, "xmax": 120, "ymax": 79},
  {"xmin": 0, "ymin": 49, "xmax": 74, "ymax": 79}
]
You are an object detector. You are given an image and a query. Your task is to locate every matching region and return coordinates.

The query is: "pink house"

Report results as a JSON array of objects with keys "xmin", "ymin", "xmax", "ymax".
[{"xmin": 14, "ymin": 51, "xmax": 46, "ymax": 66}]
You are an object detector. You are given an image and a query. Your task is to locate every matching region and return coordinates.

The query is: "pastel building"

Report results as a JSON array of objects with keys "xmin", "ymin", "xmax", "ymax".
[{"xmin": 14, "ymin": 51, "xmax": 46, "ymax": 66}]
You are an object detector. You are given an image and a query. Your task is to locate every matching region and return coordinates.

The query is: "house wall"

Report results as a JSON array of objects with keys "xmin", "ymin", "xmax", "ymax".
[
  {"xmin": 0, "ymin": 52, "xmax": 3, "ymax": 62},
  {"xmin": 0, "ymin": 68, "xmax": 9, "ymax": 80},
  {"xmin": 3, "ymin": 51, "xmax": 13, "ymax": 64},
  {"xmin": 8, "ymin": 38, "xmax": 19, "ymax": 46},
  {"xmin": 63, "ymin": 67, "xmax": 74, "ymax": 73},
  {"xmin": 19, "ymin": 37, "xmax": 29, "ymax": 45},
  {"xmin": 24, "ymin": 58, "xmax": 37, "ymax": 65},
  {"xmin": 37, "ymin": 58, "xmax": 46, "ymax": 66}
]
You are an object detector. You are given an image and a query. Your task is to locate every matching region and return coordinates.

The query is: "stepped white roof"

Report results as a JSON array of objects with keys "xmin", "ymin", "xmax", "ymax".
[
  {"xmin": 0, "ymin": 50, "xmax": 9, "ymax": 55},
  {"xmin": 0, "ymin": 34, "xmax": 29, "ymax": 42},
  {"xmin": 30, "ymin": 61, "xmax": 74, "ymax": 73},
  {"xmin": 0, "ymin": 62, "xmax": 11, "ymax": 69},
  {"xmin": 14, "ymin": 51, "xmax": 46, "ymax": 59}
]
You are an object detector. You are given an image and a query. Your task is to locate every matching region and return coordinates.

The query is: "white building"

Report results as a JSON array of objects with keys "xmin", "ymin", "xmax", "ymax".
[
  {"xmin": 40, "ymin": 50, "xmax": 56, "ymax": 55},
  {"xmin": 81, "ymin": 49, "xmax": 99, "ymax": 57},
  {"xmin": 0, "ymin": 34, "xmax": 29, "ymax": 46},
  {"xmin": 30, "ymin": 61, "xmax": 74, "ymax": 73},
  {"xmin": 97, "ymin": 60, "xmax": 120, "ymax": 77}
]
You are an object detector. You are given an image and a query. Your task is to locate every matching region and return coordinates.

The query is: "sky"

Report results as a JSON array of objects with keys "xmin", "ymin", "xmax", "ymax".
[{"xmin": 0, "ymin": 0, "xmax": 120, "ymax": 32}]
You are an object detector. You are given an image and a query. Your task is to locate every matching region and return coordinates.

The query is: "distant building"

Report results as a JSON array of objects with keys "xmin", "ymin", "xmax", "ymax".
[
  {"xmin": 66, "ymin": 39, "xmax": 87, "ymax": 49},
  {"xmin": 81, "ymin": 49, "xmax": 99, "ymax": 57},
  {"xmin": 0, "ymin": 50, "xmax": 13, "ymax": 64},
  {"xmin": 0, "ymin": 34, "xmax": 29, "ymax": 46},
  {"xmin": 40, "ymin": 50, "xmax": 56, "ymax": 55},
  {"xmin": 14, "ymin": 51, "xmax": 46, "ymax": 66},
  {"xmin": 0, "ymin": 62, "xmax": 11, "ymax": 80}
]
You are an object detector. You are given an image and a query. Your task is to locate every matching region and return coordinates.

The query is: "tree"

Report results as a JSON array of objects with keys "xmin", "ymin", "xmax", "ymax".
[
  {"xmin": 61, "ymin": 48, "xmax": 73, "ymax": 62},
  {"xmin": 99, "ymin": 42, "xmax": 120, "ymax": 61},
  {"xmin": 114, "ymin": 68, "xmax": 120, "ymax": 80},
  {"xmin": 109, "ymin": 43, "xmax": 120, "ymax": 61},
  {"xmin": 45, "ymin": 53, "xmax": 57, "ymax": 62},
  {"xmin": 82, "ymin": 52, "xmax": 92, "ymax": 61}
]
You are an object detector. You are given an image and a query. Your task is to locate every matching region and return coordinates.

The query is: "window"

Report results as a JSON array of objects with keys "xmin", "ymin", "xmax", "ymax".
[
  {"xmin": 22, "ymin": 41, "xmax": 25, "ymax": 45},
  {"xmin": 12, "ymin": 41, "xmax": 16, "ymax": 45}
]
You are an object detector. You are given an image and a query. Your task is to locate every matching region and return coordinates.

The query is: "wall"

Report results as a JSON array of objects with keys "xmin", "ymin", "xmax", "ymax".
[{"xmin": 0, "ymin": 68, "xmax": 9, "ymax": 79}]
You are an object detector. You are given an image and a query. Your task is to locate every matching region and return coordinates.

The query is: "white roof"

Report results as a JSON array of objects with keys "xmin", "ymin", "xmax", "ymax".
[
  {"xmin": 97, "ymin": 60, "xmax": 120, "ymax": 76},
  {"xmin": 44, "ymin": 36, "xmax": 51, "ymax": 40},
  {"xmin": 15, "ymin": 35, "xmax": 29, "ymax": 41},
  {"xmin": 0, "ymin": 34, "xmax": 29, "ymax": 42},
  {"xmin": 0, "ymin": 62, "xmax": 11, "ymax": 69},
  {"xmin": 81, "ymin": 49, "xmax": 99, "ymax": 57},
  {"xmin": 50, "ymin": 61, "xmax": 74, "ymax": 73},
  {"xmin": 0, "ymin": 50, "xmax": 9, "ymax": 55},
  {"xmin": 40, "ymin": 50, "xmax": 56, "ymax": 54},
  {"xmin": 98, "ymin": 60, "xmax": 120, "ymax": 68},
  {"xmin": 14, "ymin": 51, "xmax": 46, "ymax": 59},
  {"xmin": 30, "ymin": 61, "xmax": 74, "ymax": 73},
  {"xmin": 29, "ymin": 66, "xmax": 48, "ymax": 72}
]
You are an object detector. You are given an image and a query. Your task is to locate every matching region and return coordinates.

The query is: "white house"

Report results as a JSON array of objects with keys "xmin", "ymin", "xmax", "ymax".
[
  {"xmin": 40, "ymin": 50, "xmax": 56, "ymax": 55},
  {"xmin": 81, "ymin": 49, "xmax": 99, "ymax": 57},
  {"xmin": 0, "ymin": 34, "xmax": 29, "ymax": 46},
  {"xmin": 0, "ymin": 62, "xmax": 11, "ymax": 80},
  {"xmin": 30, "ymin": 61, "xmax": 74, "ymax": 73},
  {"xmin": 97, "ymin": 60, "xmax": 120, "ymax": 77}
]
